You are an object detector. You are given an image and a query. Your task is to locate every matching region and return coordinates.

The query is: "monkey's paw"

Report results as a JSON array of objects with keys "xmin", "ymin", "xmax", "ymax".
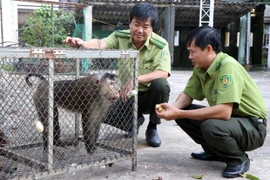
[
  {"xmin": 86, "ymin": 146, "xmax": 97, "ymax": 155},
  {"xmin": 127, "ymin": 90, "xmax": 137, "ymax": 98}
]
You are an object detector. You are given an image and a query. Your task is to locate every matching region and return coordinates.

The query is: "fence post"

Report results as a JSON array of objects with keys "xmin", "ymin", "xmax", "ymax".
[{"xmin": 48, "ymin": 58, "xmax": 54, "ymax": 169}]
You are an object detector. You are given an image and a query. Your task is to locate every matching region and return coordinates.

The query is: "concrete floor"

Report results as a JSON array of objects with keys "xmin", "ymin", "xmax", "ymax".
[{"xmin": 42, "ymin": 70, "xmax": 270, "ymax": 180}]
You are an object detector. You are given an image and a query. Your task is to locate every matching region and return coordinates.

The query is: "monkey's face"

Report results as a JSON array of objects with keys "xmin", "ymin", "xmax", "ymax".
[{"xmin": 99, "ymin": 74, "xmax": 120, "ymax": 103}]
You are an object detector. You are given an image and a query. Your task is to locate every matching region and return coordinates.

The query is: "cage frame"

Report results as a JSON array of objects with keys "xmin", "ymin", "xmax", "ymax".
[{"xmin": 0, "ymin": 48, "xmax": 139, "ymax": 179}]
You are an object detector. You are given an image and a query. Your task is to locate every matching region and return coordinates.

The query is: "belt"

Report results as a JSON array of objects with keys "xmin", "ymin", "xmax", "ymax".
[{"xmin": 257, "ymin": 118, "xmax": 267, "ymax": 126}]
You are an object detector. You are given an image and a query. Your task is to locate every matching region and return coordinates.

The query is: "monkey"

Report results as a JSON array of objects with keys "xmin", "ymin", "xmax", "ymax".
[
  {"xmin": 0, "ymin": 131, "xmax": 8, "ymax": 147},
  {"xmin": 25, "ymin": 72, "xmax": 120, "ymax": 154}
]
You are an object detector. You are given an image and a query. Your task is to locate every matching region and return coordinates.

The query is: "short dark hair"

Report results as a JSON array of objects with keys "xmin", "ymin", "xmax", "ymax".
[
  {"xmin": 129, "ymin": 2, "xmax": 158, "ymax": 28},
  {"xmin": 185, "ymin": 26, "xmax": 222, "ymax": 53}
]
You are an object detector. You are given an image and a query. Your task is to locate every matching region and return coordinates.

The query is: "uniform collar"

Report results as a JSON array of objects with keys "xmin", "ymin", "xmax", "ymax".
[
  {"xmin": 143, "ymin": 33, "xmax": 151, "ymax": 50},
  {"xmin": 128, "ymin": 31, "xmax": 152, "ymax": 50},
  {"xmin": 206, "ymin": 52, "xmax": 223, "ymax": 77}
]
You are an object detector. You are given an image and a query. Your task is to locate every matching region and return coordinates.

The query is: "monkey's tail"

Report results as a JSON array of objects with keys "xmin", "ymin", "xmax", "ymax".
[{"xmin": 25, "ymin": 73, "xmax": 47, "ymax": 87}]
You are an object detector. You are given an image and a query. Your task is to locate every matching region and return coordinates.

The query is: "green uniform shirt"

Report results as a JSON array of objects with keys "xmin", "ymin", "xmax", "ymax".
[
  {"xmin": 103, "ymin": 30, "xmax": 171, "ymax": 91},
  {"xmin": 184, "ymin": 52, "xmax": 267, "ymax": 120}
]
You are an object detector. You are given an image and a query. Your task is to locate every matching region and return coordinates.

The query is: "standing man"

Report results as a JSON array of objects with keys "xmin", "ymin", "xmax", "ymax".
[
  {"xmin": 156, "ymin": 26, "xmax": 267, "ymax": 178},
  {"xmin": 64, "ymin": 2, "xmax": 171, "ymax": 147}
]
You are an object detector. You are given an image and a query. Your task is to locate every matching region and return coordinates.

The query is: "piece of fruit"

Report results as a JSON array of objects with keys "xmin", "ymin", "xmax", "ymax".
[
  {"xmin": 35, "ymin": 121, "xmax": 44, "ymax": 133},
  {"xmin": 155, "ymin": 104, "xmax": 166, "ymax": 113}
]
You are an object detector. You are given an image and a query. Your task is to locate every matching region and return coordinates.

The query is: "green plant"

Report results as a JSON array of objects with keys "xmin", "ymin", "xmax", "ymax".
[
  {"xmin": 19, "ymin": 5, "xmax": 75, "ymax": 47},
  {"xmin": 0, "ymin": 59, "xmax": 14, "ymax": 72}
]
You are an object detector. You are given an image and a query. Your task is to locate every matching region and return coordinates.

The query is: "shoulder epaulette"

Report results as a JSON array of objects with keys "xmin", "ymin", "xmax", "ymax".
[
  {"xmin": 115, "ymin": 31, "xmax": 131, "ymax": 38},
  {"xmin": 150, "ymin": 37, "xmax": 166, "ymax": 49}
]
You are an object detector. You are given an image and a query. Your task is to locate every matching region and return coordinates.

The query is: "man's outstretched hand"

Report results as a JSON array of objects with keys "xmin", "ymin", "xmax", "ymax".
[{"xmin": 63, "ymin": 37, "xmax": 85, "ymax": 48}]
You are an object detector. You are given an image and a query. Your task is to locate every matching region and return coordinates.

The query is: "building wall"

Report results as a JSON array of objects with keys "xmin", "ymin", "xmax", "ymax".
[
  {"xmin": 1, "ymin": 0, "xmax": 18, "ymax": 46},
  {"xmin": 0, "ymin": 0, "xmax": 59, "ymax": 46}
]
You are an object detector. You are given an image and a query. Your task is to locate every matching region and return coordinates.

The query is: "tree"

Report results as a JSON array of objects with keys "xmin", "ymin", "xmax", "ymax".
[{"xmin": 19, "ymin": 5, "xmax": 75, "ymax": 47}]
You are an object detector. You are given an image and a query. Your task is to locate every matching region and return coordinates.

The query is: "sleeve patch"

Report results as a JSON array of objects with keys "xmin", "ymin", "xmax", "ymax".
[
  {"xmin": 219, "ymin": 74, "xmax": 232, "ymax": 88},
  {"xmin": 160, "ymin": 50, "xmax": 169, "ymax": 61}
]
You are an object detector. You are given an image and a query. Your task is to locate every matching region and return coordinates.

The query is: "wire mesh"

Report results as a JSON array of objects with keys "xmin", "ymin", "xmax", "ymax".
[{"xmin": 0, "ymin": 48, "xmax": 139, "ymax": 179}]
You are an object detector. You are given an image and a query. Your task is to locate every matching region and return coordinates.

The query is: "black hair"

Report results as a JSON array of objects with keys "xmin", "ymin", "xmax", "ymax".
[
  {"xmin": 129, "ymin": 2, "xmax": 158, "ymax": 28},
  {"xmin": 185, "ymin": 26, "xmax": 222, "ymax": 53}
]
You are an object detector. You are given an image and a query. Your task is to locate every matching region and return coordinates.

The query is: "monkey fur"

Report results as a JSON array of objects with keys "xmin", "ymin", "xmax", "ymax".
[{"xmin": 26, "ymin": 72, "xmax": 120, "ymax": 154}]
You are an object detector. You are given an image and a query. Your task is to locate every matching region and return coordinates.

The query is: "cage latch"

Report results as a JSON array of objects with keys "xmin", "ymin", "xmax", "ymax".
[
  {"xmin": 30, "ymin": 49, "xmax": 45, "ymax": 58},
  {"xmin": 30, "ymin": 49, "xmax": 66, "ymax": 58},
  {"xmin": 53, "ymin": 50, "xmax": 66, "ymax": 58},
  {"xmin": 121, "ymin": 50, "xmax": 131, "ymax": 58}
]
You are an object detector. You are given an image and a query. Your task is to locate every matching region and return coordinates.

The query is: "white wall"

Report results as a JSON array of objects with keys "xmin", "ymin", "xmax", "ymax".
[
  {"xmin": 17, "ymin": 0, "xmax": 59, "ymax": 10},
  {"xmin": 1, "ymin": 0, "xmax": 18, "ymax": 46},
  {"xmin": 265, "ymin": 5, "xmax": 270, "ymax": 17},
  {"xmin": 0, "ymin": 0, "xmax": 59, "ymax": 47}
]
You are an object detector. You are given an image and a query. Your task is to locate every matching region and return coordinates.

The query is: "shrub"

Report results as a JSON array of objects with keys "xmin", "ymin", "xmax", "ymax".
[{"xmin": 20, "ymin": 5, "xmax": 75, "ymax": 47}]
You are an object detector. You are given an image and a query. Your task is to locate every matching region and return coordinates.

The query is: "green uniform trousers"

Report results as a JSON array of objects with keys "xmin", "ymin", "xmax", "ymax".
[
  {"xmin": 103, "ymin": 78, "xmax": 170, "ymax": 132},
  {"xmin": 175, "ymin": 104, "xmax": 267, "ymax": 166}
]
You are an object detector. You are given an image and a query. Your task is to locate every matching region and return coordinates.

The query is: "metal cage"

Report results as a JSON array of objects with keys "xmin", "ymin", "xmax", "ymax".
[{"xmin": 0, "ymin": 48, "xmax": 139, "ymax": 179}]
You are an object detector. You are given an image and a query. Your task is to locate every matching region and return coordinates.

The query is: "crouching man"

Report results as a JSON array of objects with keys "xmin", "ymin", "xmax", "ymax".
[{"xmin": 156, "ymin": 26, "xmax": 267, "ymax": 178}]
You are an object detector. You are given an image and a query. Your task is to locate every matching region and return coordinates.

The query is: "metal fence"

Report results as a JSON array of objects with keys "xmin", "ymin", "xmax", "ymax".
[{"xmin": 0, "ymin": 48, "xmax": 139, "ymax": 179}]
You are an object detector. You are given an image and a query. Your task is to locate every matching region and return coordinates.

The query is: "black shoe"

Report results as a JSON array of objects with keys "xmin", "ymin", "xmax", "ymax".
[
  {"xmin": 145, "ymin": 129, "xmax": 161, "ymax": 147},
  {"xmin": 222, "ymin": 158, "xmax": 250, "ymax": 178},
  {"xmin": 191, "ymin": 152, "xmax": 223, "ymax": 161},
  {"xmin": 124, "ymin": 115, "xmax": 145, "ymax": 138}
]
